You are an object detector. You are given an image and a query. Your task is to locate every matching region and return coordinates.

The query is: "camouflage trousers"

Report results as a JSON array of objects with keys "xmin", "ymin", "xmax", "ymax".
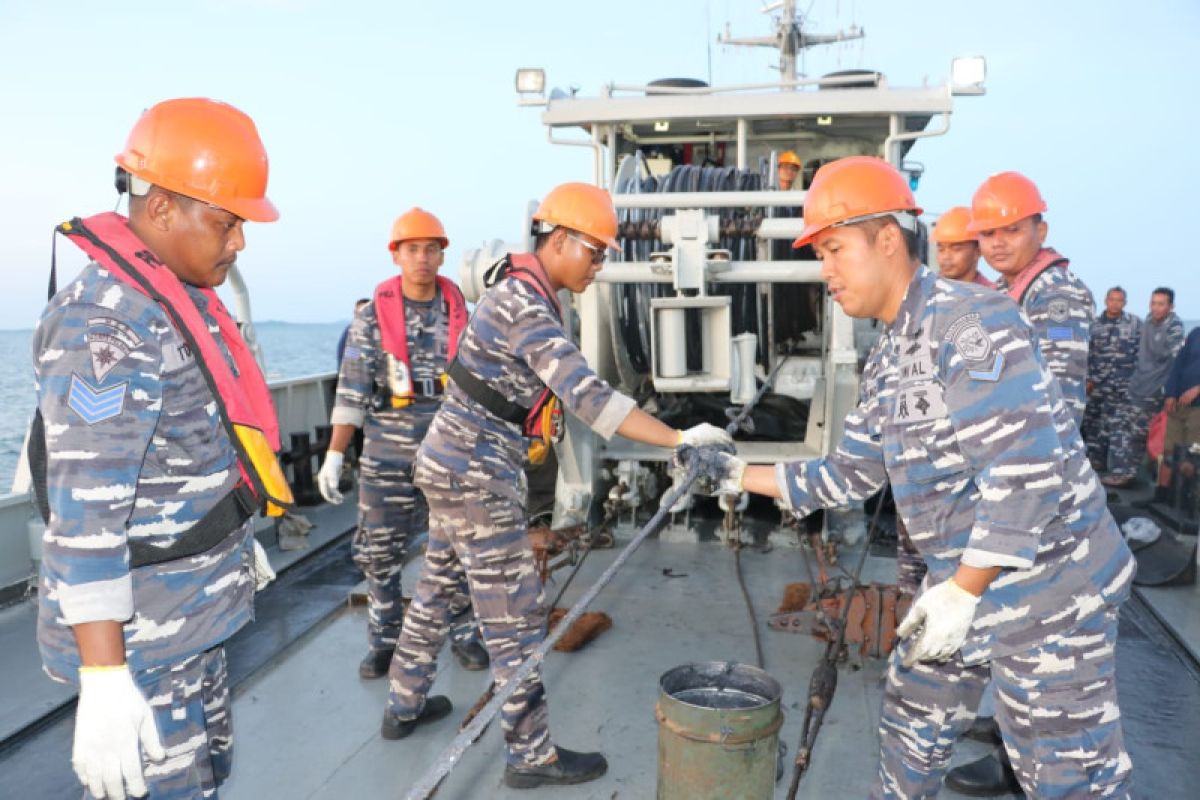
[
  {"xmin": 874, "ymin": 606, "xmax": 1131, "ymax": 799},
  {"xmin": 387, "ymin": 480, "xmax": 556, "ymax": 768},
  {"xmin": 894, "ymin": 518, "xmax": 927, "ymax": 597},
  {"xmin": 84, "ymin": 647, "xmax": 232, "ymax": 800},
  {"xmin": 1082, "ymin": 385, "xmax": 1130, "ymax": 470},
  {"xmin": 1108, "ymin": 394, "xmax": 1161, "ymax": 480},
  {"xmin": 352, "ymin": 470, "xmax": 473, "ymax": 652}
]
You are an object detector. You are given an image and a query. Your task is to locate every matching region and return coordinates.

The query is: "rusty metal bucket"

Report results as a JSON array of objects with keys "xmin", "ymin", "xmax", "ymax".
[{"xmin": 656, "ymin": 661, "xmax": 783, "ymax": 800}]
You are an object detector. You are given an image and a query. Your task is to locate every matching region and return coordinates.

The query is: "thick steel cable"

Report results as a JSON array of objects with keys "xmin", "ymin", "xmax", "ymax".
[{"xmin": 401, "ymin": 460, "xmax": 704, "ymax": 800}]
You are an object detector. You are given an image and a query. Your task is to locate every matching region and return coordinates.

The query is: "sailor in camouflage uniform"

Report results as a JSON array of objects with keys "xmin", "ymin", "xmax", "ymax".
[
  {"xmin": 698, "ymin": 158, "xmax": 1134, "ymax": 799},
  {"xmin": 1081, "ymin": 287, "xmax": 1142, "ymax": 472},
  {"xmin": 382, "ymin": 182, "xmax": 732, "ymax": 790},
  {"xmin": 894, "ymin": 205, "xmax": 995, "ymax": 597},
  {"xmin": 971, "ymin": 171, "xmax": 1095, "ymax": 425},
  {"xmin": 34, "ymin": 98, "xmax": 285, "ymax": 800},
  {"xmin": 1105, "ymin": 288, "xmax": 1186, "ymax": 488},
  {"xmin": 316, "ymin": 209, "xmax": 486, "ymax": 679}
]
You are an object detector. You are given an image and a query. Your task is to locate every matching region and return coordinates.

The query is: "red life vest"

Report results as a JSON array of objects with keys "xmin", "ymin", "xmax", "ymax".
[
  {"xmin": 57, "ymin": 212, "xmax": 294, "ymax": 516},
  {"xmin": 1004, "ymin": 247, "xmax": 1069, "ymax": 306},
  {"xmin": 373, "ymin": 274, "xmax": 467, "ymax": 402},
  {"xmin": 447, "ymin": 253, "xmax": 564, "ymax": 463}
]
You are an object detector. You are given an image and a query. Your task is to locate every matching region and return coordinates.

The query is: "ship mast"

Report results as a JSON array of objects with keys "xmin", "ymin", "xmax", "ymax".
[{"xmin": 718, "ymin": 0, "xmax": 864, "ymax": 82}]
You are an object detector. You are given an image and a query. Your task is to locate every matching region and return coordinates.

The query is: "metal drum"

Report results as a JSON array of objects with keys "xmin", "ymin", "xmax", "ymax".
[{"xmin": 656, "ymin": 661, "xmax": 783, "ymax": 800}]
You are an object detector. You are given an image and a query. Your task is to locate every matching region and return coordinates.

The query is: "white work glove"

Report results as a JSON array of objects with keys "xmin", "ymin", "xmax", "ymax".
[
  {"xmin": 252, "ymin": 538, "xmax": 276, "ymax": 591},
  {"xmin": 895, "ymin": 577, "xmax": 981, "ymax": 667},
  {"xmin": 317, "ymin": 450, "xmax": 344, "ymax": 504},
  {"xmin": 73, "ymin": 665, "xmax": 166, "ymax": 800},
  {"xmin": 705, "ymin": 450, "xmax": 747, "ymax": 496},
  {"xmin": 678, "ymin": 423, "xmax": 734, "ymax": 450},
  {"xmin": 670, "ymin": 445, "xmax": 746, "ymax": 497}
]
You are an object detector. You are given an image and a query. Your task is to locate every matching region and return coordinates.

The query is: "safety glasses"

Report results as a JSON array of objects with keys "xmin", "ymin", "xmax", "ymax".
[{"xmin": 565, "ymin": 231, "xmax": 607, "ymax": 265}]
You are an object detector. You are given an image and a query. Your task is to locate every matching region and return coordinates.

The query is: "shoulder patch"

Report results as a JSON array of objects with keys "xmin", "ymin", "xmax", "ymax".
[
  {"xmin": 1046, "ymin": 326, "xmax": 1074, "ymax": 341},
  {"xmin": 86, "ymin": 317, "xmax": 143, "ymax": 382},
  {"xmin": 67, "ymin": 373, "xmax": 127, "ymax": 424},
  {"xmin": 944, "ymin": 313, "xmax": 993, "ymax": 364},
  {"xmin": 1046, "ymin": 297, "xmax": 1070, "ymax": 322}
]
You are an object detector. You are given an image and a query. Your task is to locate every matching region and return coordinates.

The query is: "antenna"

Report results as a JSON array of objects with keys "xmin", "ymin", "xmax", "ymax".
[{"xmin": 717, "ymin": 0, "xmax": 864, "ymax": 82}]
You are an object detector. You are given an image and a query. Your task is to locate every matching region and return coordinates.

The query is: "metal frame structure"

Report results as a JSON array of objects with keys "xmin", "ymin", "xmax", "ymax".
[{"xmin": 479, "ymin": 32, "xmax": 986, "ymax": 536}]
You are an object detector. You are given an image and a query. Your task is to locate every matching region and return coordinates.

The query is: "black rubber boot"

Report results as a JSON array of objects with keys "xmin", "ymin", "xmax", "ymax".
[
  {"xmin": 962, "ymin": 715, "xmax": 1002, "ymax": 746},
  {"xmin": 451, "ymin": 637, "xmax": 490, "ymax": 671},
  {"xmin": 503, "ymin": 747, "xmax": 608, "ymax": 789},
  {"xmin": 358, "ymin": 648, "xmax": 393, "ymax": 679},
  {"xmin": 944, "ymin": 748, "xmax": 1023, "ymax": 797},
  {"xmin": 380, "ymin": 696, "xmax": 453, "ymax": 740}
]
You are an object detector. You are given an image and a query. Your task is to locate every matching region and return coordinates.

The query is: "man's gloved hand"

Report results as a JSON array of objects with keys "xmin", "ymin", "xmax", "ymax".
[
  {"xmin": 672, "ymin": 445, "xmax": 747, "ymax": 496},
  {"xmin": 73, "ymin": 665, "xmax": 166, "ymax": 800},
  {"xmin": 895, "ymin": 577, "xmax": 981, "ymax": 667},
  {"xmin": 678, "ymin": 423, "xmax": 734, "ymax": 450},
  {"xmin": 252, "ymin": 538, "xmax": 276, "ymax": 591},
  {"xmin": 317, "ymin": 450, "xmax": 344, "ymax": 504}
]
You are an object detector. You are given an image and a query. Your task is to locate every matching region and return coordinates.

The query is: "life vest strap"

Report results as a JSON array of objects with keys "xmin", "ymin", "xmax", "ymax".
[
  {"xmin": 127, "ymin": 483, "xmax": 258, "ymax": 568},
  {"xmin": 446, "ymin": 359, "xmax": 528, "ymax": 426}
]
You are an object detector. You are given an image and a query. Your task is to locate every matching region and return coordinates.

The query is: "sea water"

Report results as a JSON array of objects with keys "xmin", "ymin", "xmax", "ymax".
[{"xmin": 0, "ymin": 321, "xmax": 346, "ymax": 490}]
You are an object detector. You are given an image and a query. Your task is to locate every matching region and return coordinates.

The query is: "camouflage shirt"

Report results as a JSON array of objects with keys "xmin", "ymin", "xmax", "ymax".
[
  {"xmin": 997, "ymin": 257, "xmax": 1094, "ymax": 422},
  {"xmin": 33, "ymin": 262, "xmax": 255, "ymax": 682},
  {"xmin": 331, "ymin": 291, "xmax": 450, "ymax": 463},
  {"xmin": 776, "ymin": 266, "xmax": 1134, "ymax": 664},
  {"xmin": 1087, "ymin": 310, "xmax": 1141, "ymax": 392},
  {"xmin": 1129, "ymin": 311, "xmax": 1186, "ymax": 401},
  {"xmin": 415, "ymin": 271, "xmax": 636, "ymax": 503}
]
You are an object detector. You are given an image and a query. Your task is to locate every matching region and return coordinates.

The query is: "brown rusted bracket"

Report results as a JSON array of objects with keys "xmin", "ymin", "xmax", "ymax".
[{"xmin": 768, "ymin": 582, "xmax": 911, "ymax": 659}]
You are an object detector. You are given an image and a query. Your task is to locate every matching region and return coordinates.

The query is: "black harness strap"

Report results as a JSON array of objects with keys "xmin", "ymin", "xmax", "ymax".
[
  {"xmin": 446, "ymin": 360, "xmax": 528, "ymax": 426},
  {"xmin": 127, "ymin": 484, "xmax": 258, "ymax": 568},
  {"xmin": 28, "ymin": 409, "xmax": 257, "ymax": 569}
]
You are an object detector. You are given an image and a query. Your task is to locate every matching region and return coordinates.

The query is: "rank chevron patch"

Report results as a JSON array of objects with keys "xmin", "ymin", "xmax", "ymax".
[{"xmin": 67, "ymin": 373, "xmax": 128, "ymax": 424}]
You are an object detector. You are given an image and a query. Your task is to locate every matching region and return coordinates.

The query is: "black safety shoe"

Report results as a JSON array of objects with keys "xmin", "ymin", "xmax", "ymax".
[
  {"xmin": 503, "ymin": 747, "xmax": 608, "ymax": 789},
  {"xmin": 962, "ymin": 715, "xmax": 1002, "ymax": 746},
  {"xmin": 944, "ymin": 749, "xmax": 1023, "ymax": 797},
  {"xmin": 358, "ymin": 648, "xmax": 393, "ymax": 680},
  {"xmin": 380, "ymin": 696, "xmax": 453, "ymax": 740},
  {"xmin": 451, "ymin": 638, "xmax": 490, "ymax": 671}
]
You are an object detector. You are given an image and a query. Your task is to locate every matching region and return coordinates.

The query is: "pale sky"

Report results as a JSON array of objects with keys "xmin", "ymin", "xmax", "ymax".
[{"xmin": 1, "ymin": 0, "xmax": 1197, "ymax": 326}]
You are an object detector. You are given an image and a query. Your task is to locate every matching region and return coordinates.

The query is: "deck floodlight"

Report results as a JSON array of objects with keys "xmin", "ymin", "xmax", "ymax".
[
  {"xmin": 515, "ymin": 68, "xmax": 546, "ymax": 96},
  {"xmin": 950, "ymin": 56, "xmax": 986, "ymax": 96}
]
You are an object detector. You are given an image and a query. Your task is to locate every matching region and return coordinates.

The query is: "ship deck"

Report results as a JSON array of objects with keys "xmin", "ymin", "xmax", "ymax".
[{"xmin": 2, "ymin": 486, "xmax": 1198, "ymax": 799}]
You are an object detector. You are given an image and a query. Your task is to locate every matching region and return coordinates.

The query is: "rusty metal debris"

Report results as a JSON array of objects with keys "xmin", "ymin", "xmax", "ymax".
[{"xmin": 768, "ymin": 581, "xmax": 911, "ymax": 660}]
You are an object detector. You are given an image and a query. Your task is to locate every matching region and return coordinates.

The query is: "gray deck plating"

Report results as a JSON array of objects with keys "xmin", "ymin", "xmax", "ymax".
[
  {"xmin": 3, "ymin": 499, "xmax": 1197, "ymax": 798},
  {"xmin": 219, "ymin": 536, "xmax": 1023, "ymax": 800}
]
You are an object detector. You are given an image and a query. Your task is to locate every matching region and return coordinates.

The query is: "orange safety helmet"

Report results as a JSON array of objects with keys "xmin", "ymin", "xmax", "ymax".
[
  {"xmin": 793, "ymin": 156, "xmax": 922, "ymax": 249},
  {"xmin": 931, "ymin": 206, "xmax": 977, "ymax": 244},
  {"xmin": 532, "ymin": 182, "xmax": 620, "ymax": 251},
  {"xmin": 388, "ymin": 207, "xmax": 449, "ymax": 250},
  {"xmin": 115, "ymin": 98, "xmax": 278, "ymax": 223},
  {"xmin": 967, "ymin": 171, "xmax": 1046, "ymax": 232},
  {"xmin": 778, "ymin": 150, "xmax": 802, "ymax": 168}
]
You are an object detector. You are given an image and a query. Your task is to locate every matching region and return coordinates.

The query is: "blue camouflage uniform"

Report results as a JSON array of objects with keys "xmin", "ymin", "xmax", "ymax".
[
  {"xmin": 387, "ymin": 266, "xmax": 636, "ymax": 768},
  {"xmin": 775, "ymin": 266, "xmax": 1134, "ymax": 799},
  {"xmin": 1081, "ymin": 310, "xmax": 1142, "ymax": 470},
  {"xmin": 1109, "ymin": 312, "xmax": 1186, "ymax": 480},
  {"xmin": 331, "ymin": 291, "xmax": 476, "ymax": 654},
  {"xmin": 34, "ymin": 262, "xmax": 259, "ymax": 799},
  {"xmin": 995, "ymin": 251, "xmax": 1095, "ymax": 424}
]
